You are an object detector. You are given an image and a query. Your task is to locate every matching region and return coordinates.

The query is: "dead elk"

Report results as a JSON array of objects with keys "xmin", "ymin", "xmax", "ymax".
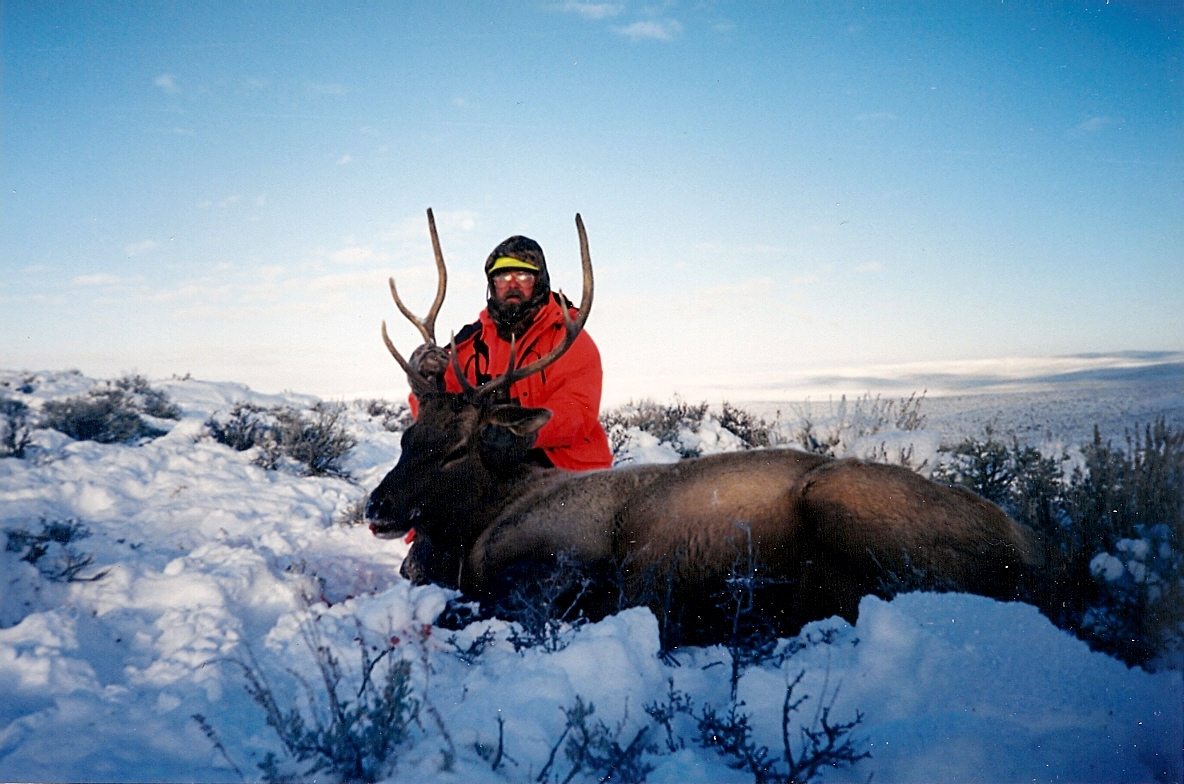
[{"xmin": 367, "ymin": 210, "xmax": 1042, "ymax": 645}]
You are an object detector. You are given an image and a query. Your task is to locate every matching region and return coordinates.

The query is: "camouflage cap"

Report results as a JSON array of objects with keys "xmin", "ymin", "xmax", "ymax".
[{"xmin": 484, "ymin": 236, "xmax": 547, "ymax": 279}]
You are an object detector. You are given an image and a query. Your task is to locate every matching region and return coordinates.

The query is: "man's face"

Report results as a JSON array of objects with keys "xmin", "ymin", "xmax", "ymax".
[{"xmin": 491, "ymin": 270, "xmax": 537, "ymax": 306}]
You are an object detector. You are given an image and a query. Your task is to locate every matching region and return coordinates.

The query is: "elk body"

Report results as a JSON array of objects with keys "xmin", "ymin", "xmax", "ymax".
[{"xmin": 368, "ymin": 210, "xmax": 1041, "ymax": 645}]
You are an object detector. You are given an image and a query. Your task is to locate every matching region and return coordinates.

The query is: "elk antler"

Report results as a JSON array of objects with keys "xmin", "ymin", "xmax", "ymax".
[
  {"xmin": 389, "ymin": 208, "xmax": 447, "ymax": 344},
  {"xmin": 382, "ymin": 208, "xmax": 449, "ymax": 394},
  {"xmin": 461, "ymin": 213, "xmax": 594, "ymax": 404}
]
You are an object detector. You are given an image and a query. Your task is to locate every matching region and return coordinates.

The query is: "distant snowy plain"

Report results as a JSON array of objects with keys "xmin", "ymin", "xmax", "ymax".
[{"xmin": 1, "ymin": 369, "xmax": 1180, "ymax": 783}]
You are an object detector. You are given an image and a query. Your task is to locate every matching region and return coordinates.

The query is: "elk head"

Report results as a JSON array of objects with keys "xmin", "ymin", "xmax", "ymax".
[{"xmin": 366, "ymin": 209, "xmax": 593, "ymax": 587}]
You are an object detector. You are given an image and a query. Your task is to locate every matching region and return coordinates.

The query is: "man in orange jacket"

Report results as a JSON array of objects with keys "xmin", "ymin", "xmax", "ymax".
[{"xmin": 408, "ymin": 235, "xmax": 613, "ymax": 471}]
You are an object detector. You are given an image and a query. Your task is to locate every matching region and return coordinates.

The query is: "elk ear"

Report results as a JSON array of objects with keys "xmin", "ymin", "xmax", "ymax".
[{"xmin": 486, "ymin": 405, "xmax": 553, "ymax": 437}]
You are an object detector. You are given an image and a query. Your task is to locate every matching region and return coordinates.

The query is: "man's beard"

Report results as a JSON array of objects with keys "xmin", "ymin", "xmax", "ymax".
[
  {"xmin": 494, "ymin": 298, "xmax": 531, "ymax": 326},
  {"xmin": 489, "ymin": 293, "xmax": 545, "ymax": 339}
]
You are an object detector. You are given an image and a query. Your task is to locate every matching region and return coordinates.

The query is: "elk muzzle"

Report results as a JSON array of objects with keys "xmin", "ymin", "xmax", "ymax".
[{"xmin": 366, "ymin": 497, "xmax": 421, "ymax": 539}]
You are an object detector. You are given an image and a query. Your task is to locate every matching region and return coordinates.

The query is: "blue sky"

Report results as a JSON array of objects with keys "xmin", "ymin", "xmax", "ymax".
[{"xmin": 2, "ymin": 2, "xmax": 1181, "ymax": 402}]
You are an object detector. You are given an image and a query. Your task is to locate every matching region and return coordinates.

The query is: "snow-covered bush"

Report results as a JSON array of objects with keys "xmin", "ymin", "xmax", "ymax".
[
  {"xmin": 235, "ymin": 617, "xmax": 420, "ymax": 784},
  {"xmin": 41, "ymin": 381, "xmax": 178, "ymax": 444},
  {"xmin": 207, "ymin": 402, "xmax": 357, "ymax": 477},
  {"xmin": 354, "ymin": 398, "xmax": 412, "ymax": 432},
  {"xmin": 789, "ymin": 391, "xmax": 927, "ymax": 458},
  {"xmin": 601, "ymin": 398, "xmax": 711, "ymax": 459},
  {"xmin": 230, "ymin": 603, "xmax": 869, "ymax": 784},
  {"xmin": 4, "ymin": 518, "xmax": 107, "ymax": 583},
  {"xmin": 934, "ymin": 417, "xmax": 1184, "ymax": 668},
  {"xmin": 334, "ymin": 497, "xmax": 369, "ymax": 526},
  {"xmin": 497, "ymin": 552, "xmax": 593, "ymax": 653},
  {"xmin": 206, "ymin": 402, "xmax": 273, "ymax": 452},
  {"xmin": 42, "ymin": 391, "xmax": 152, "ymax": 443},
  {"xmin": 1085, "ymin": 526, "xmax": 1184, "ymax": 668},
  {"xmin": 602, "ymin": 398, "xmax": 787, "ymax": 465},
  {"xmin": 108, "ymin": 373, "xmax": 183, "ymax": 419},
  {"xmin": 641, "ymin": 653, "xmax": 869, "ymax": 784},
  {"xmin": 717, "ymin": 402, "xmax": 776, "ymax": 448},
  {"xmin": 602, "ymin": 394, "xmax": 936, "ymax": 472},
  {"xmin": 269, "ymin": 404, "xmax": 357, "ymax": 477},
  {"xmin": 0, "ymin": 396, "xmax": 32, "ymax": 457},
  {"xmin": 2, "ymin": 371, "xmax": 38, "ymax": 395},
  {"xmin": 538, "ymin": 695, "xmax": 659, "ymax": 784},
  {"xmin": 717, "ymin": 522, "xmax": 782, "ymax": 698}
]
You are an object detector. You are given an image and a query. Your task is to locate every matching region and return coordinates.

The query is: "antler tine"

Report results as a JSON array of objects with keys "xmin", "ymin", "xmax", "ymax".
[
  {"xmin": 388, "ymin": 277, "xmax": 434, "ymax": 344},
  {"xmin": 381, "ymin": 320, "xmax": 415, "ymax": 375},
  {"xmin": 449, "ymin": 332, "xmax": 479, "ymax": 397},
  {"xmin": 385, "ymin": 208, "xmax": 450, "ymax": 345},
  {"xmin": 474, "ymin": 213, "xmax": 594, "ymax": 402},
  {"xmin": 423, "ymin": 208, "xmax": 448, "ymax": 342},
  {"xmin": 382, "ymin": 320, "xmax": 435, "ymax": 396}
]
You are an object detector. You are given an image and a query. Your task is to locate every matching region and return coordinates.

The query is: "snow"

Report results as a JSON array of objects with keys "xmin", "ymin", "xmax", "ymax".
[
  {"xmin": 1, "ymin": 369, "xmax": 1181, "ymax": 783},
  {"xmin": 1092, "ymin": 553, "xmax": 1126, "ymax": 583}
]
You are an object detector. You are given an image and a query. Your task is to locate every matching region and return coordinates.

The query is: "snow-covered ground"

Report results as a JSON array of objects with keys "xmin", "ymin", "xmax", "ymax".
[
  {"xmin": 1, "ymin": 369, "xmax": 1180, "ymax": 783},
  {"xmin": 745, "ymin": 373, "xmax": 1184, "ymax": 453}
]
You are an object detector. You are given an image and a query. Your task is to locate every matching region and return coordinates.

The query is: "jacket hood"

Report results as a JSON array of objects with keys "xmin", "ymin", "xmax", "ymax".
[{"xmin": 484, "ymin": 235, "xmax": 552, "ymax": 339}]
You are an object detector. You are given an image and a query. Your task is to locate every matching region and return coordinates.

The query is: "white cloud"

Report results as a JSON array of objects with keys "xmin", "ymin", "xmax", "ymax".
[
  {"xmin": 360, "ymin": 125, "xmax": 381, "ymax": 137},
  {"xmin": 691, "ymin": 276, "xmax": 776, "ymax": 302},
  {"xmin": 254, "ymin": 195, "xmax": 267, "ymax": 207},
  {"xmin": 694, "ymin": 241, "xmax": 784, "ymax": 257},
  {"xmin": 556, "ymin": 1, "xmax": 623, "ymax": 19},
  {"xmin": 437, "ymin": 210, "xmax": 477, "ymax": 233},
  {"xmin": 196, "ymin": 194, "xmax": 242, "ymax": 209},
  {"xmin": 330, "ymin": 246, "xmax": 387, "ymax": 265},
  {"xmin": 154, "ymin": 73, "xmax": 180, "ymax": 93},
  {"xmin": 387, "ymin": 210, "xmax": 479, "ymax": 244},
  {"xmin": 200, "ymin": 194, "xmax": 243, "ymax": 208},
  {"xmin": 1076, "ymin": 116, "xmax": 1120, "ymax": 133},
  {"xmin": 149, "ymin": 283, "xmax": 231, "ymax": 304},
  {"xmin": 337, "ymin": 154, "xmax": 353, "ymax": 165},
  {"xmin": 73, "ymin": 273, "xmax": 120, "ymax": 286},
  {"xmin": 615, "ymin": 19, "xmax": 682, "ymax": 41},
  {"xmin": 306, "ymin": 271, "xmax": 385, "ymax": 292},
  {"xmin": 124, "ymin": 240, "xmax": 159, "ymax": 257},
  {"xmin": 855, "ymin": 262, "xmax": 883, "ymax": 272}
]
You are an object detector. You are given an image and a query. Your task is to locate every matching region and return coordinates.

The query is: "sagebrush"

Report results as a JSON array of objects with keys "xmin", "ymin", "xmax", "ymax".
[
  {"xmin": 4, "ymin": 518, "xmax": 108, "ymax": 582},
  {"xmin": 601, "ymin": 398, "xmax": 711, "ymax": 458},
  {"xmin": 934, "ymin": 417, "xmax": 1184, "ymax": 667},
  {"xmin": 207, "ymin": 402, "xmax": 356, "ymax": 477},
  {"xmin": 602, "ymin": 394, "xmax": 925, "ymax": 462},
  {"xmin": 0, "ymin": 397, "xmax": 32, "ymax": 457},
  {"xmin": 355, "ymin": 398, "xmax": 413, "ymax": 432},
  {"xmin": 235, "ymin": 617, "xmax": 419, "ymax": 784},
  {"xmin": 790, "ymin": 391, "xmax": 927, "ymax": 457},
  {"xmin": 42, "ymin": 375, "xmax": 182, "ymax": 444}
]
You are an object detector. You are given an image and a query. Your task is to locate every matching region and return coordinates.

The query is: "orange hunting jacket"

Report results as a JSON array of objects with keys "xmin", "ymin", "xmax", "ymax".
[{"xmin": 410, "ymin": 294, "xmax": 613, "ymax": 471}]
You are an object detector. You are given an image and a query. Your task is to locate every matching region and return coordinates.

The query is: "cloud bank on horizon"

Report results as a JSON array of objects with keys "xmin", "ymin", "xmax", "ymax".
[{"xmin": 1, "ymin": 2, "xmax": 1180, "ymax": 400}]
